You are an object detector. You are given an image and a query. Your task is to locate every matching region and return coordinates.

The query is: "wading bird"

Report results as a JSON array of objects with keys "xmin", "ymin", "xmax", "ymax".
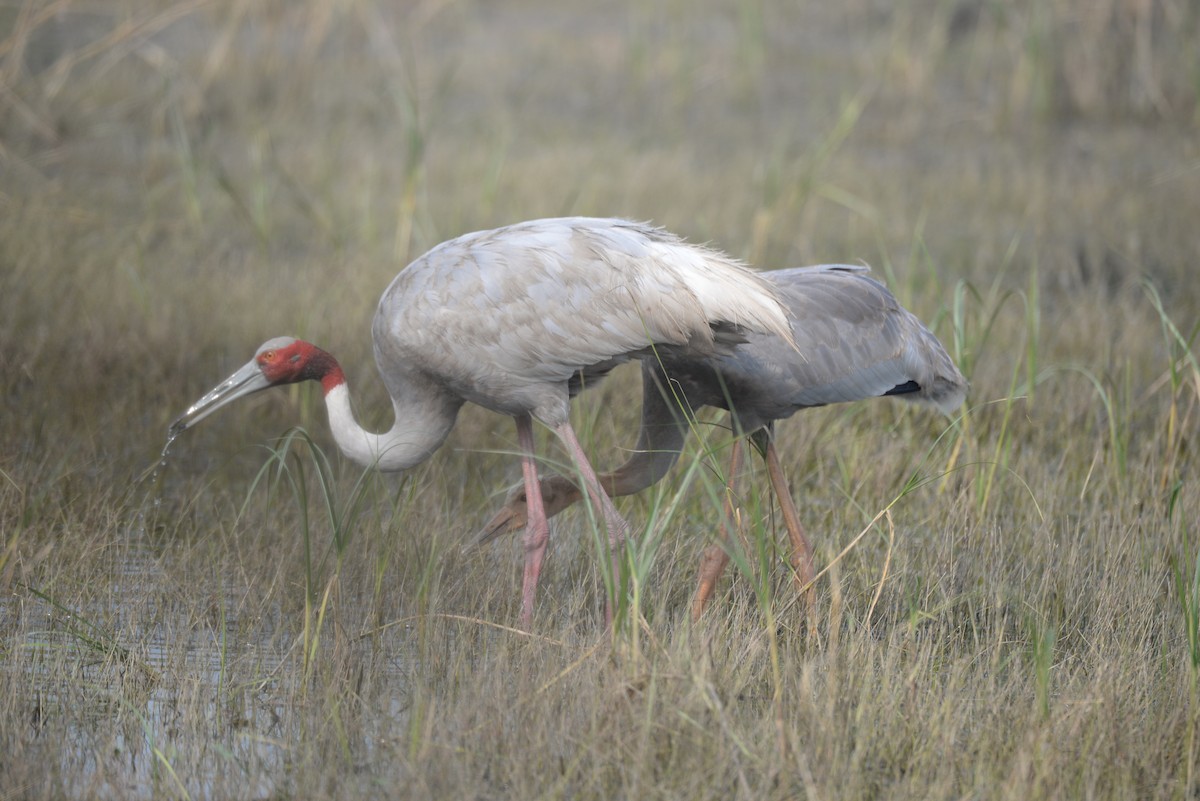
[
  {"xmin": 474, "ymin": 264, "xmax": 967, "ymax": 620},
  {"xmin": 171, "ymin": 217, "xmax": 793, "ymax": 626}
]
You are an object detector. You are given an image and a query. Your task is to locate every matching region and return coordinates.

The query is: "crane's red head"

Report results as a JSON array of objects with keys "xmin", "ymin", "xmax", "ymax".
[
  {"xmin": 170, "ymin": 336, "xmax": 345, "ymax": 436},
  {"xmin": 254, "ymin": 337, "xmax": 345, "ymax": 394}
]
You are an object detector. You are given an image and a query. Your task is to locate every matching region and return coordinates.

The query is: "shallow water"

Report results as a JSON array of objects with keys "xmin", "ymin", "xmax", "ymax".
[{"xmin": 12, "ymin": 528, "xmax": 420, "ymax": 799}]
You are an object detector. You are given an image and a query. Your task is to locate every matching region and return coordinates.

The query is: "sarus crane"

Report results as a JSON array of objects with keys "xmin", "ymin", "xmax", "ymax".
[
  {"xmin": 473, "ymin": 264, "xmax": 967, "ymax": 620},
  {"xmin": 170, "ymin": 217, "xmax": 794, "ymax": 626}
]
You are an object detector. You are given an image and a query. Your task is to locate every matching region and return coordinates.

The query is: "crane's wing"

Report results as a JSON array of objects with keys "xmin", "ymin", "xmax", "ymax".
[
  {"xmin": 664, "ymin": 264, "xmax": 966, "ymax": 429},
  {"xmin": 374, "ymin": 218, "xmax": 792, "ymax": 418}
]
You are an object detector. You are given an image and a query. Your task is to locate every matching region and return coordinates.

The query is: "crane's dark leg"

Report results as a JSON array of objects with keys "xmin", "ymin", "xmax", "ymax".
[
  {"xmin": 552, "ymin": 421, "xmax": 631, "ymax": 626},
  {"xmin": 763, "ymin": 439, "xmax": 817, "ymax": 615},
  {"xmin": 691, "ymin": 440, "xmax": 744, "ymax": 621},
  {"xmin": 516, "ymin": 414, "xmax": 550, "ymax": 627}
]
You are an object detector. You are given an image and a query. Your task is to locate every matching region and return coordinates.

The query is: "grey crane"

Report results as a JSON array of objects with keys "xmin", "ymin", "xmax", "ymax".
[
  {"xmin": 170, "ymin": 217, "xmax": 794, "ymax": 626},
  {"xmin": 474, "ymin": 264, "xmax": 967, "ymax": 620}
]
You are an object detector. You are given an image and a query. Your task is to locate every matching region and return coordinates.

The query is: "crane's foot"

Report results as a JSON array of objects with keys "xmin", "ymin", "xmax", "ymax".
[{"xmin": 691, "ymin": 542, "xmax": 731, "ymax": 622}]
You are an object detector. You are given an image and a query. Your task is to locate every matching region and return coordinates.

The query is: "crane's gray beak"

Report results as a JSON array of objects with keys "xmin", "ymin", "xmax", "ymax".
[
  {"xmin": 170, "ymin": 359, "xmax": 272, "ymax": 436},
  {"xmin": 470, "ymin": 506, "xmax": 520, "ymax": 549}
]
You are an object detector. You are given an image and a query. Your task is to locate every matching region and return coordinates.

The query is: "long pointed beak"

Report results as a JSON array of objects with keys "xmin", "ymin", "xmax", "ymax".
[
  {"xmin": 170, "ymin": 360, "xmax": 272, "ymax": 436},
  {"xmin": 469, "ymin": 505, "xmax": 524, "ymax": 550}
]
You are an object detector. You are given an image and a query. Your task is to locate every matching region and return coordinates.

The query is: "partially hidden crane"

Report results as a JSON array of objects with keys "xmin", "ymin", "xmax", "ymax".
[{"xmin": 473, "ymin": 264, "xmax": 967, "ymax": 620}]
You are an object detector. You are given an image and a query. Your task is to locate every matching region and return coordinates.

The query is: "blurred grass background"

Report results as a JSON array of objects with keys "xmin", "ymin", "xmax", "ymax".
[{"xmin": 1, "ymin": 0, "xmax": 1199, "ymax": 798}]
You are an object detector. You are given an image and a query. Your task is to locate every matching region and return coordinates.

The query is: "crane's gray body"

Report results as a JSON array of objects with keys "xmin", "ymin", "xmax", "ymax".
[
  {"xmin": 651, "ymin": 264, "xmax": 966, "ymax": 436},
  {"xmin": 473, "ymin": 263, "xmax": 968, "ymax": 548},
  {"xmin": 370, "ymin": 217, "xmax": 790, "ymax": 436}
]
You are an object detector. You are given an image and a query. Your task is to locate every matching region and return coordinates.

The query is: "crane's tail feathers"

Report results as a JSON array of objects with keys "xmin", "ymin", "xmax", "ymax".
[
  {"xmin": 790, "ymin": 263, "xmax": 872, "ymax": 275},
  {"xmin": 912, "ymin": 329, "xmax": 969, "ymax": 415},
  {"xmin": 708, "ymin": 321, "xmax": 750, "ymax": 348},
  {"xmin": 926, "ymin": 377, "xmax": 970, "ymax": 416},
  {"xmin": 654, "ymin": 248, "xmax": 796, "ymax": 351},
  {"xmin": 884, "ymin": 378, "xmax": 967, "ymax": 416}
]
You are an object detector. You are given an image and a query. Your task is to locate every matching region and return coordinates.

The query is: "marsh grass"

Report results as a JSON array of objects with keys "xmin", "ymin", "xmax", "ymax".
[{"xmin": 3, "ymin": 0, "xmax": 1200, "ymax": 798}]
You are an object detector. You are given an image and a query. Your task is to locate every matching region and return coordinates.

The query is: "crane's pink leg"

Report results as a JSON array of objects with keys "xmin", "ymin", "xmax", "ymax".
[
  {"xmin": 516, "ymin": 414, "xmax": 550, "ymax": 627},
  {"xmin": 763, "ymin": 439, "xmax": 817, "ymax": 616},
  {"xmin": 691, "ymin": 440, "xmax": 745, "ymax": 621},
  {"xmin": 552, "ymin": 421, "xmax": 631, "ymax": 626}
]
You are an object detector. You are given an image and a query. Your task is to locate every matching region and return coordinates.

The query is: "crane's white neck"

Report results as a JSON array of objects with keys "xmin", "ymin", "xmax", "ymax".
[{"xmin": 322, "ymin": 382, "xmax": 457, "ymax": 472}]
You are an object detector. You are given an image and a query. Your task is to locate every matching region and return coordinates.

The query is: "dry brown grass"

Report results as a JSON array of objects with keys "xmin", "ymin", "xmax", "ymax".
[{"xmin": 2, "ymin": 1, "xmax": 1199, "ymax": 798}]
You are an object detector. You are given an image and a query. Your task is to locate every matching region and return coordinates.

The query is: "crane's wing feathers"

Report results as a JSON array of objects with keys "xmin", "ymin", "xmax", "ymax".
[
  {"xmin": 763, "ymin": 266, "xmax": 965, "ymax": 413},
  {"xmin": 664, "ymin": 264, "xmax": 966, "ymax": 430},
  {"xmin": 374, "ymin": 218, "xmax": 791, "ymax": 420}
]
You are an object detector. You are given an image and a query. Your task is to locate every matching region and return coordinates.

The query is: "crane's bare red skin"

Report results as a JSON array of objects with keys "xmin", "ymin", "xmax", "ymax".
[{"xmin": 256, "ymin": 340, "xmax": 346, "ymax": 395}]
